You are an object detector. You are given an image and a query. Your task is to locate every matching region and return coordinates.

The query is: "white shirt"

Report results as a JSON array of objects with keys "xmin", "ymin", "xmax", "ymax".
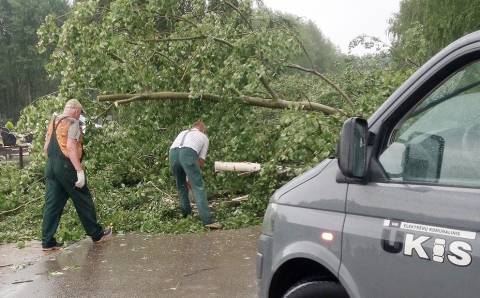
[{"xmin": 170, "ymin": 128, "xmax": 209, "ymax": 160}]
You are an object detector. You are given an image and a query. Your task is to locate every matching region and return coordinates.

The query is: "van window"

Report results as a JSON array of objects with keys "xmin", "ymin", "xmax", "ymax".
[{"xmin": 379, "ymin": 60, "xmax": 480, "ymax": 187}]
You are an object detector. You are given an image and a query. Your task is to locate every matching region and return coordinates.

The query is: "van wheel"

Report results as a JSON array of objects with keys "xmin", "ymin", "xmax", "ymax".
[{"xmin": 283, "ymin": 280, "xmax": 349, "ymax": 298}]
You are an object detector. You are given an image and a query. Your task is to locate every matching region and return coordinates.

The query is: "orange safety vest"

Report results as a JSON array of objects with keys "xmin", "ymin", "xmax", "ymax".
[{"xmin": 45, "ymin": 116, "xmax": 83, "ymax": 159}]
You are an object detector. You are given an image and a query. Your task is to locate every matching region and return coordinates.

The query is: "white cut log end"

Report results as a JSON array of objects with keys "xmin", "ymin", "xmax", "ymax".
[
  {"xmin": 214, "ymin": 161, "xmax": 261, "ymax": 173},
  {"xmin": 231, "ymin": 195, "xmax": 249, "ymax": 202}
]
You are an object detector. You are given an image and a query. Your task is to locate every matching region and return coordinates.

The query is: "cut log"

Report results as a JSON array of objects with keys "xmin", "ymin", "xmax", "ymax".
[
  {"xmin": 231, "ymin": 195, "xmax": 249, "ymax": 202},
  {"xmin": 214, "ymin": 162, "xmax": 261, "ymax": 173}
]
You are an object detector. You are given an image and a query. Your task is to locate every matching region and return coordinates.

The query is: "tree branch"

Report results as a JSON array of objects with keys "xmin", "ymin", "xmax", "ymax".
[
  {"xmin": 107, "ymin": 52, "xmax": 125, "ymax": 63},
  {"xmin": 0, "ymin": 196, "xmax": 42, "ymax": 217},
  {"xmin": 98, "ymin": 91, "xmax": 340, "ymax": 115},
  {"xmin": 210, "ymin": 36, "xmax": 235, "ymax": 48},
  {"xmin": 276, "ymin": 17, "xmax": 314, "ymax": 69},
  {"xmin": 92, "ymin": 103, "xmax": 114, "ymax": 121},
  {"xmin": 152, "ymin": 50, "xmax": 180, "ymax": 68},
  {"xmin": 240, "ymin": 94, "xmax": 339, "ymax": 114},
  {"xmin": 259, "ymin": 76, "xmax": 279, "ymax": 100},
  {"xmin": 225, "ymin": 1, "xmax": 253, "ymax": 30},
  {"xmin": 287, "ymin": 64, "xmax": 354, "ymax": 107},
  {"xmin": 144, "ymin": 35, "xmax": 234, "ymax": 48},
  {"xmin": 406, "ymin": 58, "xmax": 420, "ymax": 68},
  {"xmin": 100, "ymin": 92, "xmax": 222, "ymax": 105}
]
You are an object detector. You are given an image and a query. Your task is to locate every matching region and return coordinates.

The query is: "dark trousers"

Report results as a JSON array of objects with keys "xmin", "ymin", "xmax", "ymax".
[
  {"xmin": 42, "ymin": 157, "xmax": 103, "ymax": 247},
  {"xmin": 169, "ymin": 148, "xmax": 212, "ymax": 225}
]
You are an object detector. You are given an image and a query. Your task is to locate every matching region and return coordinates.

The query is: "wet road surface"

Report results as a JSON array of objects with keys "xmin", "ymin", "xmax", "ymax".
[
  {"xmin": 0, "ymin": 240, "xmax": 44, "ymax": 285},
  {"xmin": 0, "ymin": 227, "xmax": 260, "ymax": 298}
]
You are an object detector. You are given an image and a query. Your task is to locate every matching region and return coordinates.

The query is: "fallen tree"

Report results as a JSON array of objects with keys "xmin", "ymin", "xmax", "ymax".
[{"xmin": 4, "ymin": 0, "xmax": 365, "ymax": 242}]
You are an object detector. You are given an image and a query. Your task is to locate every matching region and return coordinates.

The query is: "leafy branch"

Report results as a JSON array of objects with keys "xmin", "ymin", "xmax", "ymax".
[{"xmin": 286, "ymin": 64, "xmax": 354, "ymax": 107}]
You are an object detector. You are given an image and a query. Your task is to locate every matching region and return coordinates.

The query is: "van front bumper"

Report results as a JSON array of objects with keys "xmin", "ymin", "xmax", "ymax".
[{"xmin": 257, "ymin": 233, "xmax": 273, "ymax": 298}]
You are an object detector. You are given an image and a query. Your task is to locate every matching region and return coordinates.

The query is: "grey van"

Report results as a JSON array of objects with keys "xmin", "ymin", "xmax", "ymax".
[{"xmin": 257, "ymin": 31, "xmax": 480, "ymax": 298}]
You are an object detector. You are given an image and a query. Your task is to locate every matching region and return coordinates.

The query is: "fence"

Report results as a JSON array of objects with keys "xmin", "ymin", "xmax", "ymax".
[{"xmin": 0, "ymin": 145, "xmax": 30, "ymax": 169}]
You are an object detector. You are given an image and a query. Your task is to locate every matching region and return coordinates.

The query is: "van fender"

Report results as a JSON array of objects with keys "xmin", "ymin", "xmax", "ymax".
[
  {"xmin": 274, "ymin": 240, "xmax": 341, "ymax": 279},
  {"xmin": 337, "ymin": 263, "xmax": 361, "ymax": 298},
  {"xmin": 274, "ymin": 242, "xmax": 360, "ymax": 298}
]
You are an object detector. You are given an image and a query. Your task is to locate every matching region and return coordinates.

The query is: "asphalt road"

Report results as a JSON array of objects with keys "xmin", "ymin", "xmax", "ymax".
[{"xmin": 0, "ymin": 227, "xmax": 260, "ymax": 298}]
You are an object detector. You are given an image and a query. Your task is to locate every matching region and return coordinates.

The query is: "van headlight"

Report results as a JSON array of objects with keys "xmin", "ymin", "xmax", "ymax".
[{"xmin": 262, "ymin": 203, "xmax": 277, "ymax": 236}]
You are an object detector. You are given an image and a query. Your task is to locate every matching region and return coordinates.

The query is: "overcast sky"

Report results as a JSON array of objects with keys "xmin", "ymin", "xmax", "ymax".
[{"xmin": 262, "ymin": 0, "xmax": 401, "ymax": 55}]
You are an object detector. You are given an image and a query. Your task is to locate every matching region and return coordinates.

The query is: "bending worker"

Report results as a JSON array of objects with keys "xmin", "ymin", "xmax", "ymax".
[
  {"xmin": 169, "ymin": 122, "xmax": 220, "ymax": 229},
  {"xmin": 42, "ymin": 99, "xmax": 111, "ymax": 251}
]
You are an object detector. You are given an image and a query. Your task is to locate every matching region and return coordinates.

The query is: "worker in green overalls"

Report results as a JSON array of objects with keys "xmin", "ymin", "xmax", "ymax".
[
  {"xmin": 42, "ymin": 99, "xmax": 111, "ymax": 251},
  {"xmin": 169, "ymin": 122, "xmax": 221, "ymax": 229}
]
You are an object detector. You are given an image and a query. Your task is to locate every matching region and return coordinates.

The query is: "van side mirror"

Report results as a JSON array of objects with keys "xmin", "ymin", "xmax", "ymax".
[{"xmin": 338, "ymin": 117, "xmax": 368, "ymax": 178}]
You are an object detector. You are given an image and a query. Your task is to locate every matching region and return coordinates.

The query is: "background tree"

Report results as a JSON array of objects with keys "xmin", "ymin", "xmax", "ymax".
[
  {"xmin": 0, "ymin": 0, "xmax": 69, "ymax": 123},
  {"xmin": 389, "ymin": 0, "xmax": 480, "ymax": 65},
  {"xmin": 280, "ymin": 15, "xmax": 340, "ymax": 72}
]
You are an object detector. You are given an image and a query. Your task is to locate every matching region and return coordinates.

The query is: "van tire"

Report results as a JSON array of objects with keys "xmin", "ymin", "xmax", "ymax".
[{"xmin": 283, "ymin": 280, "xmax": 348, "ymax": 298}]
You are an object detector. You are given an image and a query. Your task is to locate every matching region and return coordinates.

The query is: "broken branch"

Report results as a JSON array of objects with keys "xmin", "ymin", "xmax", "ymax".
[
  {"xmin": 98, "ymin": 92, "xmax": 340, "ymax": 115},
  {"xmin": 287, "ymin": 64, "xmax": 354, "ymax": 107},
  {"xmin": 259, "ymin": 76, "xmax": 279, "ymax": 100},
  {"xmin": 144, "ymin": 35, "xmax": 234, "ymax": 48},
  {"xmin": 0, "ymin": 196, "xmax": 42, "ymax": 217}
]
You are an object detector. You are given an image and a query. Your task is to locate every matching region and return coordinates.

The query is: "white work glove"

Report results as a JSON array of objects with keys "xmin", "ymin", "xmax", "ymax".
[{"xmin": 75, "ymin": 170, "xmax": 86, "ymax": 188}]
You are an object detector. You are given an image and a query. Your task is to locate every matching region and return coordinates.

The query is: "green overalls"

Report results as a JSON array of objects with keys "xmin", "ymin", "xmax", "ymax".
[
  {"xmin": 169, "ymin": 147, "xmax": 213, "ymax": 225},
  {"xmin": 42, "ymin": 117, "xmax": 104, "ymax": 248}
]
